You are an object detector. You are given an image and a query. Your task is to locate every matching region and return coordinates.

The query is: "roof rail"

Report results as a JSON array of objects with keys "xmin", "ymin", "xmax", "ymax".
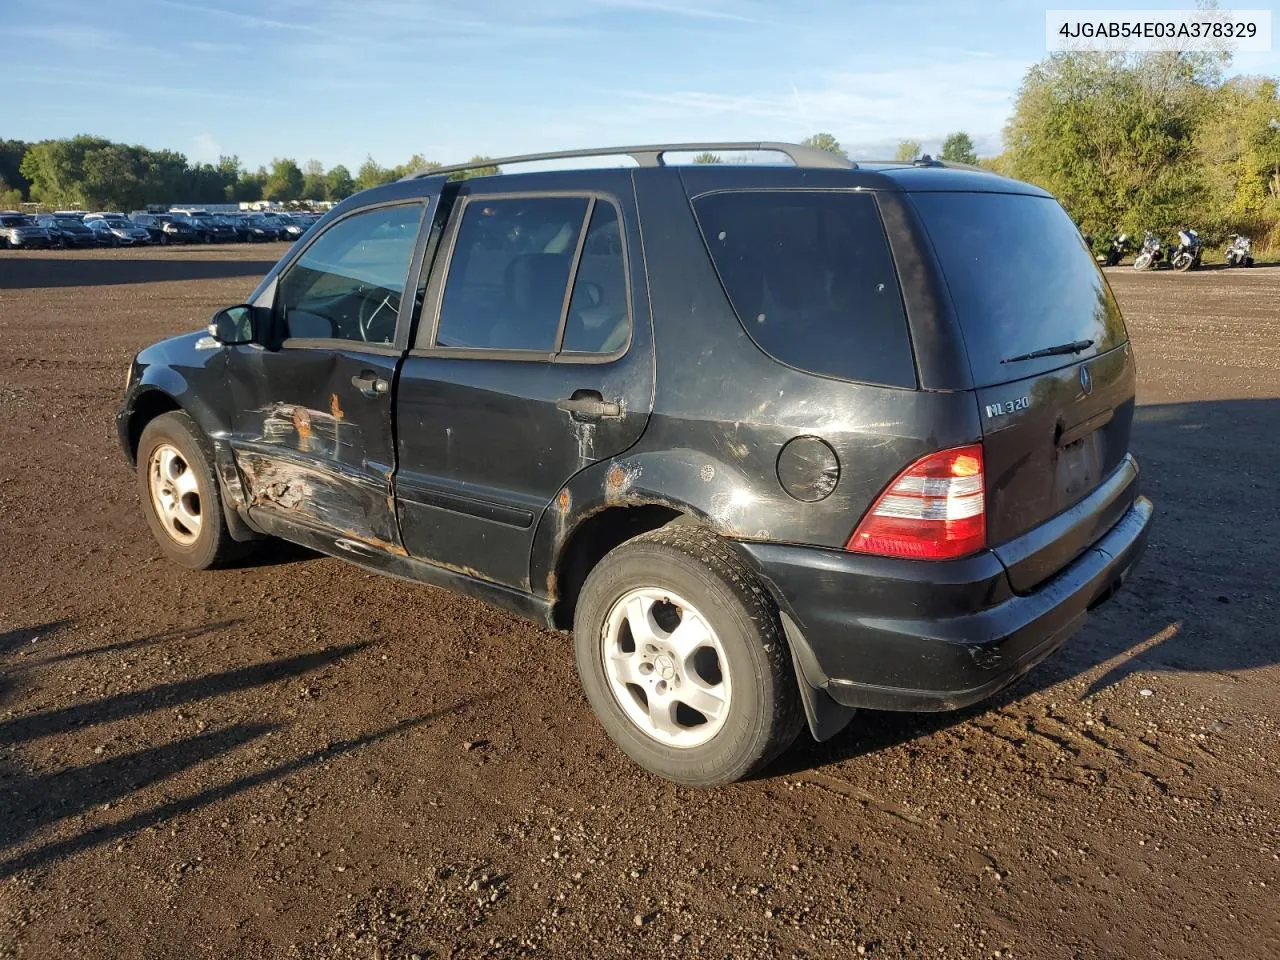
[
  {"xmin": 855, "ymin": 154, "xmax": 993, "ymax": 174},
  {"xmin": 402, "ymin": 141, "xmax": 856, "ymax": 180}
]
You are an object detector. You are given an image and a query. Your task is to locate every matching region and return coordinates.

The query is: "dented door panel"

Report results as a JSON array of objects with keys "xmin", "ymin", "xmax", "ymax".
[{"xmin": 227, "ymin": 345, "xmax": 402, "ymax": 549}]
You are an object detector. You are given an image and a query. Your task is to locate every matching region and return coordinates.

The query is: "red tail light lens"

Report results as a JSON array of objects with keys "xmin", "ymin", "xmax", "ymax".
[{"xmin": 845, "ymin": 444, "xmax": 986, "ymax": 560}]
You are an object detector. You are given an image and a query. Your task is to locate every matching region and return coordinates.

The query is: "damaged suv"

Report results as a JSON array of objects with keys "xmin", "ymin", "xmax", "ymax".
[{"xmin": 118, "ymin": 142, "xmax": 1152, "ymax": 786}]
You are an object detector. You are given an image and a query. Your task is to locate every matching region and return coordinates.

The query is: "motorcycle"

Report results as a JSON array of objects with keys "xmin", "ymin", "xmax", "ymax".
[
  {"xmin": 1171, "ymin": 228, "xmax": 1203, "ymax": 272},
  {"xmin": 1097, "ymin": 233, "xmax": 1131, "ymax": 267},
  {"xmin": 1224, "ymin": 234, "xmax": 1254, "ymax": 268},
  {"xmin": 1132, "ymin": 232, "xmax": 1164, "ymax": 271}
]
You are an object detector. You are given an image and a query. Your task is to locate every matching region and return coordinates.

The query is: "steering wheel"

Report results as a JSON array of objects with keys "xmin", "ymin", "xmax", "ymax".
[{"xmin": 357, "ymin": 289, "xmax": 400, "ymax": 343}]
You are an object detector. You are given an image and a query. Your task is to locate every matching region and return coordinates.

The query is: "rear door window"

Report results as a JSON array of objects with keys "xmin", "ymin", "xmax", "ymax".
[
  {"xmin": 433, "ymin": 196, "xmax": 589, "ymax": 352},
  {"xmin": 691, "ymin": 190, "xmax": 915, "ymax": 388},
  {"xmin": 909, "ymin": 191, "xmax": 1128, "ymax": 387}
]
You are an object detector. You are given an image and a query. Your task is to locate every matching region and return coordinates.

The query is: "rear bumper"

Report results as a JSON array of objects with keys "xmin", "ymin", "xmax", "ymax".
[{"xmin": 739, "ymin": 494, "xmax": 1153, "ymax": 712}]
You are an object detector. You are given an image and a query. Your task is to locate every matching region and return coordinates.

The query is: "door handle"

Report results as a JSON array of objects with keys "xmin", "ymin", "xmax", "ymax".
[
  {"xmin": 351, "ymin": 372, "xmax": 390, "ymax": 398},
  {"xmin": 556, "ymin": 390, "xmax": 622, "ymax": 421}
]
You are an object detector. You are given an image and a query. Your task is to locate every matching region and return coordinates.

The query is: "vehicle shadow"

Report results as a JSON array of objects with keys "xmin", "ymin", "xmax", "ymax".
[
  {"xmin": 234, "ymin": 539, "xmax": 319, "ymax": 569},
  {"xmin": 770, "ymin": 397, "xmax": 1280, "ymax": 777},
  {"xmin": 0, "ymin": 256, "xmax": 277, "ymax": 290},
  {"xmin": 0, "ymin": 626, "xmax": 480, "ymax": 877}
]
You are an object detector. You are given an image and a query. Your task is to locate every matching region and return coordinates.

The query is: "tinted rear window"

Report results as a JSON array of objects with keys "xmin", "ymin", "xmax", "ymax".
[
  {"xmin": 692, "ymin": 191, "xmax": 915, "ymax": 388},
  {"xmin": 910, "ymin": 192, "xmax": 1127, "ymax": 387}
]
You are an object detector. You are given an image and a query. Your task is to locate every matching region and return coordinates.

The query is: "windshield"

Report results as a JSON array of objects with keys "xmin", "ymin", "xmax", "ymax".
[
  {"xmin": 55, "ymin": 218, "xmax": 85, "ymax": 227},
  {"xmin": 909, "ymin": 191, "xmax": 1128, "ymax": 387},
  {"xmin": 1, "ymin": 215, "xmax": 33, "ymax": 226}
]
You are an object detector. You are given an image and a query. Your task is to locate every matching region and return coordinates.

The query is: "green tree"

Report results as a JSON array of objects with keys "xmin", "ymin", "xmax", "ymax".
[
  {"xmin": 447, "ymin": 155, "xmax": 500, "ymax": 181},
  {"xmin": 0, "ymin": 181, "xmax": 23, "ymax": 208},
  {"xmin": 692, "ymin": 152, "xmax": 722, "ymax": 164},
  {"xmin": 801, "ymin": 133, "xmax": 846, "ymax": 157},
  {"xmin": 235, "ymin": 167, "xmax": 266, "ymax": 203},
  {"xmin": 940, "ymin": 131, "xmax": 979, "ymax": 165},
  {"xmin": 1003, "ymin": 52, "xmax": 1212, "ymax": 238},
  {"xmin": 893, "ymin": 139, "xmax": 921, "ymax": 161},
  {"xmin": 325, "ymin": 164, "xmax": 354, "ymax": 200},
  {"xmin": 263, "ymin": 158, "xmax": 304, "ymax": 201},
  {"xmin": 356, "ymin": 155, "xmax": 395, "ymax": 191},
  {"xmin": 0, "ymin": 140, "xmax": 30, "ymax": 200},
  {"xmin": 391, "ymin": 153, "xmax": 440, "ymax": 179},
  {"xmin": 301, "ymin": 158, "xmax": 327, "ymax": 201}
]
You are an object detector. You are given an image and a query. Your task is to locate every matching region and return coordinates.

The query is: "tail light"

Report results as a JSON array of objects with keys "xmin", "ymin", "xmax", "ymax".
[{"xmin": 845, "ymin": 444, "xmax": 985, "ymax": 560}]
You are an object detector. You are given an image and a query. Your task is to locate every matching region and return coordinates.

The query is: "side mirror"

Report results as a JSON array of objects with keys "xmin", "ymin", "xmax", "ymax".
[{"xmin": 209, "ymin": 305, "xmax": 256, "ymax": 345}]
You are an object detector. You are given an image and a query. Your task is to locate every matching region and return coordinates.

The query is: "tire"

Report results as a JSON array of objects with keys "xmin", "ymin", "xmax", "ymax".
[
  {"xmin": 573, "ymin": 524, "xmax": 804, "ymax": 786},
  {"xmin": 136, "ymin": 411, "xmax": 248, "ymax": 570},
  {"xmin": 1133, "ymin": 253, "xmax": 1152, "ymax": 271},
  {"xmin": 1173, "ymin": 253, "xmax": 1193, "ymax": 272}
]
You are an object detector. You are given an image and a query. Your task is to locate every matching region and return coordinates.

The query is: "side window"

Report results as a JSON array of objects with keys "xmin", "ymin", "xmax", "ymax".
[
  {"xmin": 561, "ymin": 202, "xmax": 629, "ymax": 354},
  {"xmin": 692, "ymin": 190, "xmax": 915, "ymax": 388},
  {"xmin": 433, "ymin": 196, "xmax": 589, "ymax": 351},
  {"xmin": 277, "ymin": 203, "xmax": 423, "ymax": 345}
]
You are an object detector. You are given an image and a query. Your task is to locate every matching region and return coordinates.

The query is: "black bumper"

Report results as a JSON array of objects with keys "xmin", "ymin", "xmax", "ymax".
[{"xmin": 739, "ymin": 495, "xmax": 1153, "ymax": 713}]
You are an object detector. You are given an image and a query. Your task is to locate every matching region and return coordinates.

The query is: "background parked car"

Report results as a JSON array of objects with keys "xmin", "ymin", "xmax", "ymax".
[
  {"xmin": 0, "ymin": 212, "xmax": 53, "ymax": 249},
  {"xmin": 36, "ymin": 213, "xmax": 97, "ymax": 248},
  {"xmin": 85, "ymin": 218, "xmax": 150, "ymax": 246},
  {"xmin": 84, "ymin": 212, "xmax": 153, "ymax": 246},
  {"xmin": 130, "ymin": 212, "xmax": 196, "ymax": 245},
  {"xmin": 240, "ymin": 214, "xmax": 285, "ymax": 241},
  {"xmin": 171, "ymin": 212, "xmax": 236, "ymax": 243}
]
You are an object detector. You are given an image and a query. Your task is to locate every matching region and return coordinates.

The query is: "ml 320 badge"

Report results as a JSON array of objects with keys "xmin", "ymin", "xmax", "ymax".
[{"xmin": 984, "ymin": 396, "xmax": 1031, "ymax": 419}]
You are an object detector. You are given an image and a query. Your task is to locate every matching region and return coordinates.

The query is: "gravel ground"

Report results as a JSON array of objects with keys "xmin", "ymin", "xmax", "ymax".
[{"xmin": 1, "ymin": 247, "xmax": 1278, "ymax": 960}]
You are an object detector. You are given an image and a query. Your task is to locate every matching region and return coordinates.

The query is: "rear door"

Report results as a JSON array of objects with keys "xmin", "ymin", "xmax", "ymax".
[
  {"xmin": 909, "ymin": 191, "xmax": 1137, "ymax": 590},
  {"xmin": 393, "ymin": 172, "xmax": 653, "ymax": 591}
]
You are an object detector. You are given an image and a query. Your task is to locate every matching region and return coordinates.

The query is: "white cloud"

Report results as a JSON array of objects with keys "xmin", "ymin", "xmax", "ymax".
[
  {"xmin": 606, "ymin": 54, "xmax": 1030, "ymax": 153},
  {"xmin": 191, "ymin": 133, "xmax": 221, "ymax": 163}
]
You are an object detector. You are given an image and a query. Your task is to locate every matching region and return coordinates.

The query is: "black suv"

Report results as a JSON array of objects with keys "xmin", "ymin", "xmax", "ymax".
[{"xmin": 118, "ymin": 142, "xmax": 1152, "ymax": 786}]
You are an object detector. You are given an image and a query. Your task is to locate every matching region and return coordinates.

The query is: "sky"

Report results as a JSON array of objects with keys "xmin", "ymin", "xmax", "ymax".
[{"xmin": 4, "ymin": 0, "xmax": 1278, "ymax": 172}]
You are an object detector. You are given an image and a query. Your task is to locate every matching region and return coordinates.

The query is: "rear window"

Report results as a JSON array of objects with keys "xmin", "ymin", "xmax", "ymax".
[
  {"xmin": 910, "ymin": 192, "xmax": 1128, "ymax": 387},
  {"xmin": 691, "ymin": 190, "xmax": 915, "ymax": 388}
]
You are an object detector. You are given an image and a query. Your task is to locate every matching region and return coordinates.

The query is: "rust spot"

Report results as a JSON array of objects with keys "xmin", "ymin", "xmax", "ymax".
[
  {"xmin": 556, "ymin": 489, "xmax": 571, "ymax": 512},
  {"xmin": 546, "ymin": 568, "xmax": 559, "ymax": 601},
  {"xmin": 291, "ymin": 406, "xmax": 312, "ymax": 442},
  {"xmin": 606, "ymin": 466, "xmax": 626, "ymax": 495},
  {"xmin": 330, "ymin": 393, "xmax": 344, "ymax": 420},
  {"xmin": 338, "ymin": 527, "xmax": 408, "ymax": 557}
]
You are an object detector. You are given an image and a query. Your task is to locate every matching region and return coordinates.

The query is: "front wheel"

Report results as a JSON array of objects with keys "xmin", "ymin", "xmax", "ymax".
[
  {"xmin": 1173, "ymin": 252, "xmax": 1194, "ymax": 272},
  {"xmin": 136, "ymin": 411, "xmax": 249, "ymax": 570},
  {"xmin": 1133, "ymin": 253, "xmax": 1153, "ymax": 271},
  {"xmin": 573, "ymin": 525, "xmax": 803, "ymax": 786}
]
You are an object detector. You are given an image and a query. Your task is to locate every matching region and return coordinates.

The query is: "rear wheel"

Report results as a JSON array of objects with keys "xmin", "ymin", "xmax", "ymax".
[
  {"xmin": 573, "ymin": 525, "xmax": 803, "ymax": 786},
  {"xmin": 136, "ymin": 411, "xmax": 248, "ymax": 570}
]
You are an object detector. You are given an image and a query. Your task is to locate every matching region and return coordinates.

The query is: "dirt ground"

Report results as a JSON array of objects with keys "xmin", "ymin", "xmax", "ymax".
[{"xmin": 1, "ymin": 246, "xmax": 1278, "ymax": 960}]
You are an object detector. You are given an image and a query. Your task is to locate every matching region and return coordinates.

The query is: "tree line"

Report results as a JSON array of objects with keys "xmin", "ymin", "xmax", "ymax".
[
  {"xmin": 0, "ymin": 137, "xmax": 496, "ymax": 211},
  {"xmin": 790, "ymin": 52, "xmax": 1279, "ymax": 248}
]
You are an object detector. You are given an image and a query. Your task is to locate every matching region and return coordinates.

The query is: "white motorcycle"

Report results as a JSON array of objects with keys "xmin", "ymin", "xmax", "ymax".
[{"xmin": 1225, "ymin": 234, "xmax": 1255, "ymax": 268}]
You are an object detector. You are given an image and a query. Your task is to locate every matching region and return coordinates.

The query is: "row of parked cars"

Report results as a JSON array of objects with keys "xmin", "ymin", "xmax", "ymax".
[{"xmin": 0, "ymin": 208, "xmax": 321, "ymax": 249}]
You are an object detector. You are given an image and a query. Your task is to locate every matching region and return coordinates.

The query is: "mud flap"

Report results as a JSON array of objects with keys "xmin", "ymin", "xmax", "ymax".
[{"xmin": 780, "ymin": 611, "xmax": 856, "ymax": 742}]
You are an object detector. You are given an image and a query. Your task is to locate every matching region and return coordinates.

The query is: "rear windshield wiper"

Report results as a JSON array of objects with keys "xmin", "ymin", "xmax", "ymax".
[{"xmin": 1001, "ymin": 339, "xmax": 1094, "ymax": 364}]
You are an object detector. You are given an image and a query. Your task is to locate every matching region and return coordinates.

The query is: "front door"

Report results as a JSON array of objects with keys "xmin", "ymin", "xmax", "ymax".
[
  {"xmin": 394, "ymin": 172, "xmax": 653, "ymax": 590},
  {"xmin": 227, "ymin": 199, "xmax": 429, "ymax": 552}
]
